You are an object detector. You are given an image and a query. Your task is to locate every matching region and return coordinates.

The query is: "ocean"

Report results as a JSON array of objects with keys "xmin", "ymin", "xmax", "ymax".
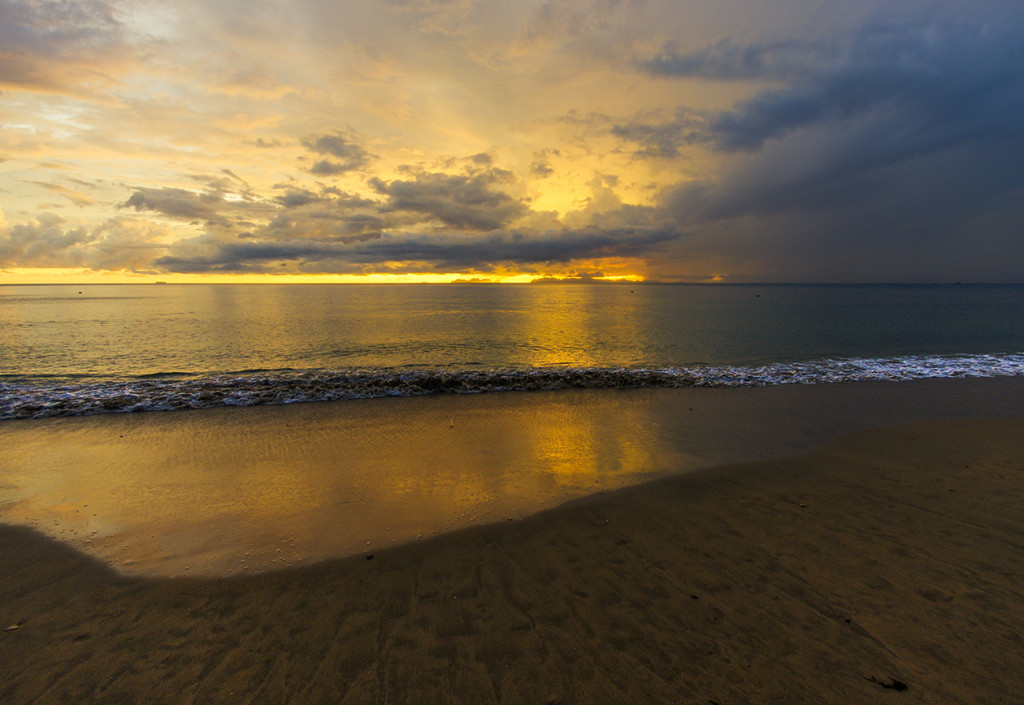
[
  {"xmin": 2, "ymin": 283, "xmax": 1023, "ymax": 420},
  {"xmin": 2, "ymin": 282, "xmax": 1024, "ymax": 422}
]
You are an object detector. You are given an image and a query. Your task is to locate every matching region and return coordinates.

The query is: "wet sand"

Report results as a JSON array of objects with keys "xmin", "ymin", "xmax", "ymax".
[
  {"xmin": 2, "ymin": 410, "xmax": 1024, "ymax": 703},
  {"xmin": 3, "ymin": 377, "xmax": 1024, "ymax": 577}
]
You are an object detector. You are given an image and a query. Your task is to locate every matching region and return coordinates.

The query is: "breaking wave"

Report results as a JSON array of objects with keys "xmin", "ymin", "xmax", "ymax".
[{"xmin": 2, "ymin": 353, "xmax": 1023, "ymax": 420}]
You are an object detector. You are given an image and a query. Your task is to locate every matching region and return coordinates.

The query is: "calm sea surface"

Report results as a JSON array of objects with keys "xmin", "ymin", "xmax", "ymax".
[{"xmin": 2, "ymin": 283, "xmax": 1023, "ymax": 418}]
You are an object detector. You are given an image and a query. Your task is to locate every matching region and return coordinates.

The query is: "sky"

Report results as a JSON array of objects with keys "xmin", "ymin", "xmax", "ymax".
[{"xmin": 1, "ymin": 0, "xmax": 1022, "ymax": 283}]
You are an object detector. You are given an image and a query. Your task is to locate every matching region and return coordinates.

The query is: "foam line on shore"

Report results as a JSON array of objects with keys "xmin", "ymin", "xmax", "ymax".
[{"xmin": 3, "ymin": 352, "xmax": 1023, "ymax": 419}]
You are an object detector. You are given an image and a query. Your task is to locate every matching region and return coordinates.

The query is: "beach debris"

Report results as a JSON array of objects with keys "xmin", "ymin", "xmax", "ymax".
[
  {"xmin": 4, "ymin": 624, "xmax": 20, "ymax": 631},
  {"xmin": 799, "ymin": 503, "xmax": 808, "ymax": 508},
  {"xmin": 864, "ymin": 675, "xmax": 909, "ymax": 692}
]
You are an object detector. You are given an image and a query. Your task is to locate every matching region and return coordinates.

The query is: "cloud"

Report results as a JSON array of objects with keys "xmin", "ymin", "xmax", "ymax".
[
  {"xmin": 0, "ymin": 213, "xmax": 88, "ymax": 267},
  {"xmin": 343, "ymin": 224, "xmax": 677, "ymax": 268},
  {"xmin": 529, "ymin": 270, "xmax": 621, "ymax": 283},
  {"xmin": 530, "ymin": 160, "xmax": 554, "ymax": 178},
  {"xmin": 669, "ymin": 19, "xmax": 1024, "ymax": 213},
  {"xmin": 642, "ymin": 37, "xmax": 840, "ymax": 82},
  {"xmin": 121, "ymin": 188, "xmax": 228, "ymax": 223},
  {"xmin": 273, "ymin": 188, "xmax": 327, "ymax": 208},
  {"xmin": 383, "ymin": 0, "xmax": 479, "ymax": 36},
  {"xmin": 529, "ymin": 149, "xmax": 560, "ymax": 178},
  {"xmin": 27, "ymin": 181, "xmax": 96, "ymax": 206},
  {"xmin": 81, "ymin": 217, "xmax": 173, "ymax": 271},
  {"xmin": 309, "ymin": 160, "xmax": 354, "ymax": 176},
  {"xmin": 369, "ymin": 167, "xmax": 529, "ymax": 231},
  {"xmin": 301, "ymin": 131, "xmax": 374, "ymax": 175},
  {"xmin": 0, "ymin": 212, "xmax": 169, "ymax": 271},
  {"xmin": 258, "ymin": 209, "xmax": 386, "ymax": 242},
  {"xmin": 4, "ymin": 2, "xmax": 1022, "ymax": 283},
  {"xmin": 0, "ymin": 0, "xmax": 131, "ymax": 93},
  {"xmin": 244, "ymin": 138, "xmax": 284, "ymax": 148},
  {"xmin": 150, "ymin": 220, "xmax": 679, "ymax": 274},
  {"xmin": 644, "ymin": 20, "xmax": 1024, "ymax": 155},
  {"xmin": 131, "ymin": 160, "xmax": 683, "ymax": 275},
  {"xmin": 611, "ymin": 109, "xmax": 706, "ymax": 158},
  {"xmin": 612, "ymin": 15, "xmax": 1024, "ymax": 281},
  {"xmin": 522, "ymin": 0, "xmax": 644, "ymax": 42}
]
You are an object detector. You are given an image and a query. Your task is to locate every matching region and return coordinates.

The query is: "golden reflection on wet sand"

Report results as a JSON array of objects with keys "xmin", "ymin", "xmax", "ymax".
[
  {"xmin": 0, "ymin": 389, "xmax": 688, "ymax": 577},
  {"xmin": 2, "ymin": 377, "xmax": 1023, "ymax": 578}
]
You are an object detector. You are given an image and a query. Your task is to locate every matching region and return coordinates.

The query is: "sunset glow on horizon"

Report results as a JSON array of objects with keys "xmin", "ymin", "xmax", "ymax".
[
  {"xmin": 0, "ymin": 267, "xmax": 648, "ymax": 285},
  {"xmin": 2, "ymin": 0, "xmax": 1022, "ymax": 284}
]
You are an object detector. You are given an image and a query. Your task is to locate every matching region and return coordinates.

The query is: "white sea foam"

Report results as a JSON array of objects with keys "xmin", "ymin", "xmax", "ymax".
[{"xmin": 1, "ymin": 353, "xmax": 1023, "ymax": 420}]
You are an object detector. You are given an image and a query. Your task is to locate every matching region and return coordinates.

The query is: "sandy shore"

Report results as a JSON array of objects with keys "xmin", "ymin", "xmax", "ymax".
[{"xmin": 2, "ymin": 414, "xmax": 1023, "ymax": 704}]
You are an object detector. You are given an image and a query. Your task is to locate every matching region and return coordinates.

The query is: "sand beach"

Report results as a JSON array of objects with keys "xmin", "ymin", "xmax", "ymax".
[{"xmin": 2, "ymin": 379, "xmax": 1023, "ymax": 703}]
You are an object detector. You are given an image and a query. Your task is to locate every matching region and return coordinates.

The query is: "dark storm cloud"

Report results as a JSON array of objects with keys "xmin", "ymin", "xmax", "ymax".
[
  {"xmin": 706, "ymin": 33, "xmax": 1022, "ymax": 155},
  {"xmin": 301, "ymin": 131, "xmax": 373, "ymax": 175},
  {"xmin": 668, "ymin": 19, "xmax": 1024, "ymax": 216},
  {"xmin": 629, "ymin": 15, "xmax": 1024, "ymax": 281},
  {"xmin": 642, "ymin": 37, "xmax": 839, "ymax": 82},
  {"xmin": 639, "ymin": 19, "xmax": 1024, "ymax": 155},
  {"xmin": 369, "ymin": 168, "xmax": 528, "ymax": 231}
]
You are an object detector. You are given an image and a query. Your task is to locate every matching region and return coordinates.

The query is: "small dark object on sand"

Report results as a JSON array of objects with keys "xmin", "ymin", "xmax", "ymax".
[{"xmin": 864, "ymin": 676, "xmax": 908, "ymax": 691}]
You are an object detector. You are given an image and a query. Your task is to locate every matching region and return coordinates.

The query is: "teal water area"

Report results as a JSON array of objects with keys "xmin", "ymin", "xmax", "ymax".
[{"xmin": 3, "ymin": 283, "xmax": 1023, "ymax": 382}]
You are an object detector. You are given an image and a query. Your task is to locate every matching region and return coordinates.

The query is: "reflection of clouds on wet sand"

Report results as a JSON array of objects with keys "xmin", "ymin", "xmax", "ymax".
[
  {"xmin": 0, "ymin": 389, "xmax": 688, "ymax": 576},
  {"xmin": 2, "ymin": 377, "xmax": 1024, "ymax": 577}
]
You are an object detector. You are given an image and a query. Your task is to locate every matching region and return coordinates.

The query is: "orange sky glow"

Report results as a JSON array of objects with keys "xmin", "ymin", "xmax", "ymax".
[{"xmin": 2, "ymin": 0, "xmax": 1022, "ymax": 284}]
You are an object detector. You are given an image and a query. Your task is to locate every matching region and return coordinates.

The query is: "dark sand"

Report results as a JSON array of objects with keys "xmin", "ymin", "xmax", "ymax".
[{"xmin": 3, "ymin": 413, "xmax": 1024, "ymax": 703}]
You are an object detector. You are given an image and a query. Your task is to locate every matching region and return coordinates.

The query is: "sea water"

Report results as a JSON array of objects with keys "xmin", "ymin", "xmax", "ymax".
[{"xmin": 2, "ymin": 283, "xmax": 1023, "ymax": 419}]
